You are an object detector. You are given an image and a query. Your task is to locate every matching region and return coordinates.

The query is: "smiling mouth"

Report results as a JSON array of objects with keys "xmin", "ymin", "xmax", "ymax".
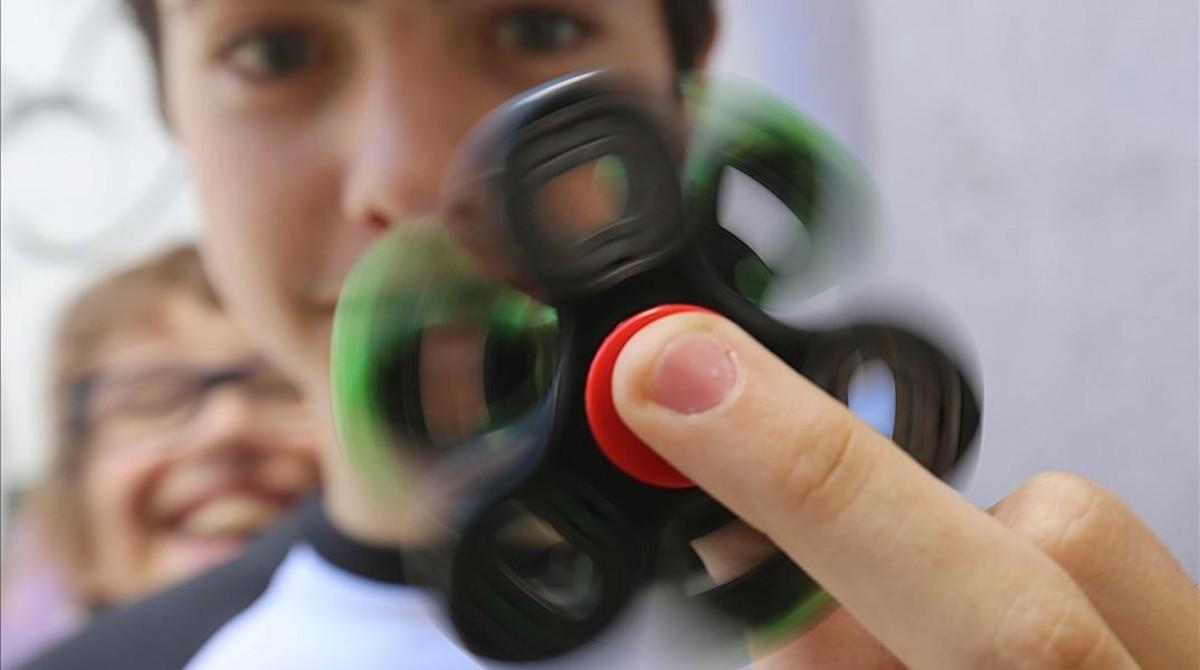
[{"xmin": 164, "ymin": 490, "xmax": 301, "ymax": 541}]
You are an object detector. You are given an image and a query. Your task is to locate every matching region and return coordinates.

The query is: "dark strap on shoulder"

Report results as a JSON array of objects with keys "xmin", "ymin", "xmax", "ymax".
[{"xmin": 22, "ymin": 498, "xmax": 321, "ymax": 670}]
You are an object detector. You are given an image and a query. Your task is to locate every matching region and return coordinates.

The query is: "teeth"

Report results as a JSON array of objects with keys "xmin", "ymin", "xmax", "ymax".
[{"xmin": 179, "ymin": 495, "xmax": 281, "ymax": 538}]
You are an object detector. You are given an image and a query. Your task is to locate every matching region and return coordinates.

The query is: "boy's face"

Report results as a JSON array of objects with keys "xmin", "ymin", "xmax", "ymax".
[
  {"xmin": 79, "ymin": 292, "xmax": 319, "ymax": 604},
  {"xmin": 158, "ymin": 0, "xmax": 678, "ymax": 398}
]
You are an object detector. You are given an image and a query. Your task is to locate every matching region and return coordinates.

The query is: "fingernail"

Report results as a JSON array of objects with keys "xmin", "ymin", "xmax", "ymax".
[{"xmin": 646, "ymin": 333, "xmax": 738, "ymax": 415}]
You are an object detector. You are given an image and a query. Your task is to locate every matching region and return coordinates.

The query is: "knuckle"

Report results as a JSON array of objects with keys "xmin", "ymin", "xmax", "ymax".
[
  {"xmin": 774, "ymin": 414, "xmax": 874, "ymax": 525},
  {"xmin": 989, "ymin": 591, "xmax": 1111, "ymax": 670},
  {"xmin": 1001, "ymin": 472, "xmax": 1116, "ymax": 580},
  {"xmin": 1015, "ymin": 472, "xmax": 1108, "ymax": 512}
]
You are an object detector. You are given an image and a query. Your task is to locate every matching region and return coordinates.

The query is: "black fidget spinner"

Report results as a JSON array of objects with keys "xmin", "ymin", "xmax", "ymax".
[{"xmin": 331, "ymin": 70, "xmax": 981, "ymax": 663}]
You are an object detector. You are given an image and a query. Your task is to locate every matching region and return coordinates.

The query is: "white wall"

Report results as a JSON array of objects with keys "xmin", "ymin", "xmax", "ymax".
[{"xmin": 2, "ymin": 1, "xmax": 1196, "ymax": 577}]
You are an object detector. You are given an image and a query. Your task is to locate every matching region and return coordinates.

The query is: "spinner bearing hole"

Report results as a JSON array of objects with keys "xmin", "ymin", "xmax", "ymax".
[
  {"xmin": 535, "ymin": 154, "xmax": 630, "ymax": 243},
  {"xmin": 493, "ymin": 508, "xmax": 602, "ymax": 621},
  {"xmin": 419, "ymin": 322, "xmax": 490, "ymax": 446},
  {"xmin": 716, "ymin": 168, "xmax": 813, "ymax": 297},
  {"xmin": 847, "ymin": 359, "xmax": 897, "ymax": 439},
  {"xmin": 374, "ymin": 312, "xmax": 556, "ymax": 451},
  {"xmin": 684, "ymin": 520, "xmax": 778, "ymax": 597}
]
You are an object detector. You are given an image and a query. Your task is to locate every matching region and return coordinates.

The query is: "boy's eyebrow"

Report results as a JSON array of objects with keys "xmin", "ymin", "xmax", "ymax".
[
  {"xmin": 171, "ymin": 0, "xmax": 472, "ymax": 11},
  {"xmin": 171, "ymin": 0, "xmax": 372, "ymax": 13}
]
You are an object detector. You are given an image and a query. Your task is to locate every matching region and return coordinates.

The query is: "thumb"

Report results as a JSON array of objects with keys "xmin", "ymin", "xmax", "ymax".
[{"xmin": 609, "ymin": 310, "xmax": 885, "ymax": 539}]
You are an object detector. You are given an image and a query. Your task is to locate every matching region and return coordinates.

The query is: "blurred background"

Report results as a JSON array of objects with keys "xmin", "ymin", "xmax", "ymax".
[{"xmin": 2, "ymin": 0, "xmax": 1196, "ymax": 582}]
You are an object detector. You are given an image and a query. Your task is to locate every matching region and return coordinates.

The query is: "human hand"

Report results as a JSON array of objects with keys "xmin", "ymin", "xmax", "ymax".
[{"xmin": 611, "ymin": 312, "xmax": 1199, "ymax": 669}]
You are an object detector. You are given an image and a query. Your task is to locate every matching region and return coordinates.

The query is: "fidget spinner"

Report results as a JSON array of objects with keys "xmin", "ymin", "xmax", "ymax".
[{"xmin": 332, "ymin": 70, "xmax": 981, "ymax": 662}]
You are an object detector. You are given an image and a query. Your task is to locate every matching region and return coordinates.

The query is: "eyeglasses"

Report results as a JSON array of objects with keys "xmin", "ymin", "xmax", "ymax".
[{"xmin": 69, "ymin": 357, "xmax": 307, "ymax": 447}]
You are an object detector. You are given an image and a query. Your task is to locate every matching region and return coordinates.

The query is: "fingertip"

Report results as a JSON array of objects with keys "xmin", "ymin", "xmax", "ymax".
[{"xmin": 610, "ymin": 311, "xmax": 745, "ymax": 421}]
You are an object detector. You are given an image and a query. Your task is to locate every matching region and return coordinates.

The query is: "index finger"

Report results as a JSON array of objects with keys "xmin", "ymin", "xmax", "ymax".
[{"xmin": 610, "ymin": 312, "xmax": 1135, "ymax": 670}]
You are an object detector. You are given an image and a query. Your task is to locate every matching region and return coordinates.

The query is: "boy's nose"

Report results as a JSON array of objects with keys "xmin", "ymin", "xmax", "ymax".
[
  {"xmin": 182, "ymin": 387, "xmax": 257, "ymax": 460},
  {"xmin": 340, "ymin": 55, "xmax": 484, "ymax": 234}
]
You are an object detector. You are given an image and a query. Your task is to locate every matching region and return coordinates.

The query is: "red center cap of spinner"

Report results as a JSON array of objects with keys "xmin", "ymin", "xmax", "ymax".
[{"xmin": 585, "ymin": 304, "xmax": 711, "ymax": 489}]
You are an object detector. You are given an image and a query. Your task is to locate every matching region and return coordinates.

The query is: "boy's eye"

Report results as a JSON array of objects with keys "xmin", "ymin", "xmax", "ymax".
[
  {"xmin": 494, "ymin": 9, "xmax": 589, "ymax": 54},
  {"xmin": 222, "ymin": 28, "xmax": 325, "ymax": 81}
]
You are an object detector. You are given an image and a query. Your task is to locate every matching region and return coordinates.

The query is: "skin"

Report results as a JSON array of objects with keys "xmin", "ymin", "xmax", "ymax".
[
  {"xmin": 79, "ymin": 292, "xmax": 320, "ymax": 605},
  {"xmin": 152, "ymin": 0, "xmax": 1198, "ymax": 666}
]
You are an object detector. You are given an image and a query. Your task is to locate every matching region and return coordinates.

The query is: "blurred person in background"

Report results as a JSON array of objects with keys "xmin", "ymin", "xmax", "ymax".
[
  {"xmin": 1, "ymin": 245, "xmax": 320, "ymax": 667},
  {"xmin": 24, "ymin": 1, "xmax": 1200, "ymax": 669}
]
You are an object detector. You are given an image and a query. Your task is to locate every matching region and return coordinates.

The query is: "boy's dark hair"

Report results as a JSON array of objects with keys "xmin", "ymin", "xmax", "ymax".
[
  {"xmin": 124, "ymin": 0, "xmax": 716, "ymax": 88},
  {"xmin": 661, "ymin": 0, "xmax": 719, "ymax": 70}
]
